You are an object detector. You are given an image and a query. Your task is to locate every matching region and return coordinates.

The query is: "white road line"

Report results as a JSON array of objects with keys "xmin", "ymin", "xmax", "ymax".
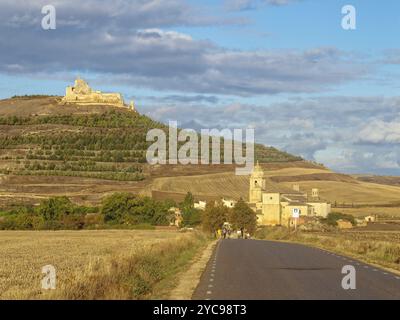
[
  {"xmin": 206, "ymin": 291, "xmax": 212, "ymax": 295},
  {"xmin": 208, "ymin": 284, "xmax": 214, "ymax": 288},
  {"xmin": 364, "ymin": 266, "xmax": 369, "ymax": 269},
  {"xmin": 210, "ymin": 278, "xmax": 214, "ymax": 282},
  {"xmin": 395, "ymin": 276, "xmax": 400, "ymax": 280}
]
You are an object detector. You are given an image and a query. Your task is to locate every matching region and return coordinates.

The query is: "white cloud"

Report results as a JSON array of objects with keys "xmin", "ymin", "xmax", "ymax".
[
  {"xmin": 358, "ymin": 118, "xmax": 400, "ymax": 144},
  {"xmin": 137, "ymin": 95, "xmax": 400, "ymax": 175}
]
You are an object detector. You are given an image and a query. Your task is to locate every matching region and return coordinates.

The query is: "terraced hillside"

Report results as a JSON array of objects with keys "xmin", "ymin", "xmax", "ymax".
[{"xmin": 0, "ymin": 96, "xmax": 304, "ymax": 207}]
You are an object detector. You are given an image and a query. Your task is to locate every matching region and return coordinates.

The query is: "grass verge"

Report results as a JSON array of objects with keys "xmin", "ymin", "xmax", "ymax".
[{"xmin": 43, "ymin": 231, "xmax": 209, "ymax": 300}]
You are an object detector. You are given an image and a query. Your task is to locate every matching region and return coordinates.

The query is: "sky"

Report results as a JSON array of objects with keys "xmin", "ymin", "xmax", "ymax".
[{"xmin": 1, "ymin": 0, "xmax": 400, "ymax": 175}]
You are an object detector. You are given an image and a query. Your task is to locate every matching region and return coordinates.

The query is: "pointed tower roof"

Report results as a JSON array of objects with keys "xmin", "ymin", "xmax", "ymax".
[{"xmin": 251, "ymin": 161, "xmax": 264, "ymax": 178}]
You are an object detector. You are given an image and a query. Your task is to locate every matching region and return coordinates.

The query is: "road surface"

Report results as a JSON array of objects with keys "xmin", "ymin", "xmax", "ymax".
[{"xmin": 192, "ymin": 239, "xmax": 400, "ymax": 300}]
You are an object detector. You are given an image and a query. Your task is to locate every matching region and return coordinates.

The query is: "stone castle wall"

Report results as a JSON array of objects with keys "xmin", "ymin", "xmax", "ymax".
[{"xmin": 62, "ymin": 78, "xmax": 127, "ymax": 108}]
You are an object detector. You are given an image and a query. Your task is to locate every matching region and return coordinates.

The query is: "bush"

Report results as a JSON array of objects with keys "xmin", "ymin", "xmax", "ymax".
[
  {"xmin": 36, "ymin": 196, "xmax": 74, "ymax": 221},
  {"xmin": 84, "ymin": 214, "xmax": 104, "ymax": 228},
  {"xmin": 101, "ymin": 192, "xmax": 171, "ymax": 226},
  {"xmin": 322, "ymin": 212, "xmax": 356, "ymax": 227}
]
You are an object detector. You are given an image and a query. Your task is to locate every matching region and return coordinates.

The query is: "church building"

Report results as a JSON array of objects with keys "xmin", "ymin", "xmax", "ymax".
[{"xmin": 248, "ymin": 162, "xmax": 331, "ymax": 226}]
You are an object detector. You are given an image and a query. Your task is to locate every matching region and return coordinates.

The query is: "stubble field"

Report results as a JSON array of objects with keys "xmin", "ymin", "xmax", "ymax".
[{"xmin": 0, "ymin": 229, "xmax": 206, "ymax": 300}]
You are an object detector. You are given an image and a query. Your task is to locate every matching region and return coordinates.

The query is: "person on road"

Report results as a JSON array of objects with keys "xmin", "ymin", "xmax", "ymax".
[{"xmin": 222, "ymin": 228, "xmax": 227, "ymax": 239}]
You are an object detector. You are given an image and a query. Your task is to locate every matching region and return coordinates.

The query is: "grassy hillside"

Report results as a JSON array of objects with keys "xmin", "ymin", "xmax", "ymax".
[
  {"xmin": 0, "ymin": 96, "xmax": 302, "ymax": 180},
  {"xmin": 0, "ymin": 95, "xmax": 305, "ymax": 207}
]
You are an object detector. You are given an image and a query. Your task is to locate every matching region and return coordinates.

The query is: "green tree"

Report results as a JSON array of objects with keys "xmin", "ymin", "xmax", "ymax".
[
  {"xmin": 101, "ymin": 192, "xmax": 134, "ymax": 223},
  {"xmin": 180, "ymin": 192, "xmax": 201, "ymax": 227},
  {"xmin": 182, "ymin": 208, "xmax": 202, "ymax": 227},
  {"xmin": 201, "ymin": 201, "xmax": 229, "ymax": 233},
  {"xmin": 181, "ymin": 192, "xmax": 194, "ymax": 212},
  {"xmin": 36, "ymin": 196, "xmax": 74, "ymax": 221},
  {"xmin": 230, "ymin": 198, "xmax": 258, "ymax": 235},
  {"xmin": 323, "ymin": 212, "xmax": 356, "ymax": 227},
  {"xmin": 101, "ymin": 193, "xmax": 171, "ymax": 226}
]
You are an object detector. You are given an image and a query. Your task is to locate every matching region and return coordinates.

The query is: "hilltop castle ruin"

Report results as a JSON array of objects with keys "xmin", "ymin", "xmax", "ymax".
[{"xmin": 61, "ymin": 77, "xmax": 135, "ymax": 111}]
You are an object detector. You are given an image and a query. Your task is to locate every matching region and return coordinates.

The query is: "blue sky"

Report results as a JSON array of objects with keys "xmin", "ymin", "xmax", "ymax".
[{"xmin": 1, "ymin": 0, "xmax": 400, "ymax": 175}]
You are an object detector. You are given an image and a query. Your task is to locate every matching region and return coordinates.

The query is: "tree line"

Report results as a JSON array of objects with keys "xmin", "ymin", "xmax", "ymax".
[{"xmin": 0, "ymin": 192, "xmax": 258, "ymax": 234}]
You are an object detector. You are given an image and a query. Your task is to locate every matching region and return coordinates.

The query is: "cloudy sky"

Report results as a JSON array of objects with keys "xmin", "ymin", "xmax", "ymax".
[{"xmin": 1, "ymin": 0, "xmax": 400, "ymax": 175}]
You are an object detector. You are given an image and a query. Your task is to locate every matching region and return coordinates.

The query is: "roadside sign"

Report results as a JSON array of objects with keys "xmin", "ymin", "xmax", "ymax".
[{"xmin": 292, "ymin": 208, "xmax": 300, "ymax": 218}]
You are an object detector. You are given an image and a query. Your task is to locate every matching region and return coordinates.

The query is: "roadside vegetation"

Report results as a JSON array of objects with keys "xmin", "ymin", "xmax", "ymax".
[
  {"xmin": 201, "ymin": 197, "xmax": 258, "ymax": 235},
  {"xmin": 48, "ymin": 231, "xmax": 209, "ymax": 300}
]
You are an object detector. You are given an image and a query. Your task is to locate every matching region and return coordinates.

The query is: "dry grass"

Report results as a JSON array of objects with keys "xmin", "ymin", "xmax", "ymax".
[
  {"xmin": 144, "ymin": 168, "xmax": 330, "ymax": 200},
  {"xmin": 257, "ymin": 227, "xmax": 400, "ymax": 273},
  {"xmin": 280, "ymin": 180, "xmax": 400, "ymax": 205},
  {"xmin": 147, "ymin": 169, "xmax": 400, "ymax": 206},
  {"xmin": 0, "ymin": 229, "xmax": 208, "ymax": 300},
  {"xmin": 337, "ymin": 207, "xmax": 400, "ymax": 218}
]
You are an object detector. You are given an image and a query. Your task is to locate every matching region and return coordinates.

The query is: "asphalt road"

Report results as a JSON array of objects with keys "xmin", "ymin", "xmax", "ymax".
[{"xmin": 192, "ymin": 239, "xmax": 400, "ymax": 300}]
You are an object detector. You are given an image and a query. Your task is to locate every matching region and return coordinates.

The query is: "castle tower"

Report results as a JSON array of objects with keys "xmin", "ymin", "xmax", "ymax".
[
  {"xmin": 73, "ymin": 77, "xmax": 92, "ymax": 95},
  {"xmin": 130, "ymin": 100, "xmax": 135, "ymax": 111},
  {"xmin": 249, "ymin": 161, "xmax": 266, "ymax": 204}
]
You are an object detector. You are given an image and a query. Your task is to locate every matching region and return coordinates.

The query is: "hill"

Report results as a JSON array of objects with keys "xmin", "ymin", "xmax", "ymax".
[{"xmin": 0, "ymin": 95, "xmax": 306, "ymax": 207}]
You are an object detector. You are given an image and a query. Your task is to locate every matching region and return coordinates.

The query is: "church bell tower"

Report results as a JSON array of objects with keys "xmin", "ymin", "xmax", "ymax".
[{"xmin": 249, "ymin": 161, "xmax": 265, "ymax": 204}]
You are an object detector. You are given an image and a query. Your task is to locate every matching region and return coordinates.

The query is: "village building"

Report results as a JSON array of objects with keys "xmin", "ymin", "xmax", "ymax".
[
  {"xmin": 365, "ymin": 215, "xmax": 377, "ymax": 222},
  {"xmin": 222, "ymin": 198, "xmax": 237, "ymax": 208},
  {"xmin": 248, "ymin": 162, "xmax": 331, "ymax": 226},
  {"xmin": 61, "ymin": 77, "xmax": 135, "ymax": 110},
  {"xmin": 194, "ymin": 200, "xmax": 207, "ymax": 211}
]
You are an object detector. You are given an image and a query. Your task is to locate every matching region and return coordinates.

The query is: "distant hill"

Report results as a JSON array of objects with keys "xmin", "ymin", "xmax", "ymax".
[{"xmin": 353, "ymin": 175, "xmax": 400, "ymax": 187}]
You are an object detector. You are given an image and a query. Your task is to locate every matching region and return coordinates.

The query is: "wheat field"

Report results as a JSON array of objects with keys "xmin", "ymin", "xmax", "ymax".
[{"xmin": 0, "ymin": 229, "xmax": 200, "ymax": 300}]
